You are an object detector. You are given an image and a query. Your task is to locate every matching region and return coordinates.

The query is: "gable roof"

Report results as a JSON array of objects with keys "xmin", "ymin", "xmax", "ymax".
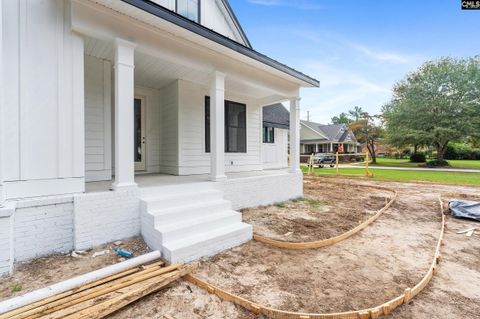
[
  {"xmin": 300, "ymin": 120, "xmax": 357, "ymax": 143},
  {"xmin": 220, "ymin": 0, "xmax": 252, "ymax": 48},
  {"xmin": 263, "ymin": 103, "xmax": 289, "ymax": 129},
  {"xmin": 121, "ymin": 0, "xmax": 319, "ymax": 87}
]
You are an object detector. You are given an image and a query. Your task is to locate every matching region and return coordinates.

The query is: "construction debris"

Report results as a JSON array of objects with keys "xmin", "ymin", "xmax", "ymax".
[
  {"xmin": 0, "ymin": 254, "xmax": 192, "ymax": 319},
  {"xmin": 91, "ymin": 250, "xmax": 109, "ymax": 258},
  {"xmin": 113, "ymin": 248, "xmax": 134, "ymax": 258},
  {"xmin": 456, "ymin": 227, "xmax": 476, "ymax": 234},
  {"xmin": 449, "ymin": 200, "xmax": 480, "ymax": 222}
]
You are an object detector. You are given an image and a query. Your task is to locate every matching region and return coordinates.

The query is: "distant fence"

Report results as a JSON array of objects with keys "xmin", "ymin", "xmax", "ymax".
[{"xmin": 303, "ymin": 152, "xmax": 373, "ymax": 177}]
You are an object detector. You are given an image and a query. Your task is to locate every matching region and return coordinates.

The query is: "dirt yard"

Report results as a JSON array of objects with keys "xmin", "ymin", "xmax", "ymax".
[
  {"xmin": 1, "ymin": 177, "xmax": 479, "ymax": 319},
  {"xmin": 243, "ymin": 177, "xmax": 393, "ymax": 242}
]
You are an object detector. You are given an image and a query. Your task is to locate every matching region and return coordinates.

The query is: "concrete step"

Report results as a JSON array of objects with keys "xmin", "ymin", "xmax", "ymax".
[
  {"xmin": 162, "ymin": 222, "xmax": 253, "ymax": 263},
  {"xmin": 141, "ymin": 189, "xmax": 223, "ymax": 210},
  {"xmin": 139, "ymin": 182, "xmax": 221, "ymax": 198},
  {"xmin": 150, "ymin": 199, "xmax": 233, "ymax": 225},
  {"xmin": 158, "ymin": 210, "xmax": 242, "ymax": 242}
]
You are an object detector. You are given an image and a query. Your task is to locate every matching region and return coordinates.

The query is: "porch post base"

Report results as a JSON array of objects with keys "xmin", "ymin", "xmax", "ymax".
[
  {"xmin": 111, "ymin": 182, "xmax": 138, "ymax": 191},
  {"xmin": 209, "ymin": 174, "xmax": 227, "ymax": 182}
]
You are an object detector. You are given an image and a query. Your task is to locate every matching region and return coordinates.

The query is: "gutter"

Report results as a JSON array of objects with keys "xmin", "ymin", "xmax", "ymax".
[{"xmin": 121, "ymin": 0, "xmax": 320, "ymax": 87}]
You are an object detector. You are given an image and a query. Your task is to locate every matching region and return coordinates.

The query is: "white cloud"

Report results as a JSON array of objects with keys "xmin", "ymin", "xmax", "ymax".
[
  {"xmin": 349, "ymin": 43, "xmax": 410, "ymax": 64},
  {"xmin": 299, "ymin": 62, "xmax": 393, "ymax": 123},
  {"xmin": 247, "ymin": 0, "xmax": 324, "ymax": 10}
]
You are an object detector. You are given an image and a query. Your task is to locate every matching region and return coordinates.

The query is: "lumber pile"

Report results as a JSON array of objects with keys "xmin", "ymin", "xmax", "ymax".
[{"xmin": 0, "ymin": 261, "xmax": 192, "ymax": 319}]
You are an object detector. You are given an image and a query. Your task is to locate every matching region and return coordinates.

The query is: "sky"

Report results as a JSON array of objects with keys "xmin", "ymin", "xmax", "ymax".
[{"xmin": 228, "ymin": 0, "xmax": 480, "ymax": 124}]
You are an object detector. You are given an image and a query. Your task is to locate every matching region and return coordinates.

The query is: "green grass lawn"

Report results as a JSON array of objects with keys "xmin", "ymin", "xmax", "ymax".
[
  {"xmin": 302, "ymin": 166, "xmax": 480, "ymax": 185},
  {"xmin": 372, "ymin": 158, "xmax": 480, "ymax": 170}
]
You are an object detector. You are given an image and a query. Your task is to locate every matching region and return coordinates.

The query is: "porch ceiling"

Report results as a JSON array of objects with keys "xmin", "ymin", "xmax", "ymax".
[{"xmin": 85, "ymin": 36, "xmax": 281, "ymax": 99}]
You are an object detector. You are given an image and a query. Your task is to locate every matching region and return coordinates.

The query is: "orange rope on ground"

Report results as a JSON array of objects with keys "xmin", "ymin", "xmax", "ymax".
[
  {"xmin": 253, "ymin": 183, "xmax": 397, "ymax": 250},
  {"xmin": 187, "ymin": 196, "xmax": 446, "ymax": 319}
]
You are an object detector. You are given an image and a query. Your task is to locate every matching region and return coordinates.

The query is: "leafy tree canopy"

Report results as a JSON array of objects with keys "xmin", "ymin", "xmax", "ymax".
[{"xmin": 383, "ymin": 56, "xmax": 480, "ymax": 161}]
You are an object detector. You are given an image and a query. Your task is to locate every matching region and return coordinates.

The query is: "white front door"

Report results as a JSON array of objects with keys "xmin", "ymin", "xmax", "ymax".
[{"xmin": 134, "ymin": 97, "xmax": 146, "ymax": 171}]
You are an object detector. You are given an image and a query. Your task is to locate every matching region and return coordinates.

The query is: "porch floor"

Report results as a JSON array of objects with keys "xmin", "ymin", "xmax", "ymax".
[{"xmin": 85, "ymin": 168, "xmax": 291, "ymax": 193}]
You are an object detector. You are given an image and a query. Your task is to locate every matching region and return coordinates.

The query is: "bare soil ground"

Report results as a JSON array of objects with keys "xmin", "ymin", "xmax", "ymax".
[
  {"xmin": 1, "ymin": 177, "xmax": 479, "ymax": 319},
  {"xmin": 243, "ymin": 177, "xmax": 392, "ymax": 242},
  {"xmin": 0, "ymin": 237, "xmax": 150, "ymax": 300}
]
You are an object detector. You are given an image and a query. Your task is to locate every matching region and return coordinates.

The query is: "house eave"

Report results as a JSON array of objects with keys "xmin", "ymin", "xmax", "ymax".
[{"xmin": 121, "ymin": 0, "xmax": 320, "ymax": 87}]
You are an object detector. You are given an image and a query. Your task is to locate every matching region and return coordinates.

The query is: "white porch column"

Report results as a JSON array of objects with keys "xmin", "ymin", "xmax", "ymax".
[
  {"xmin": 0, "ymin": 0, "xmax": 4, "ymax": 205},
  {"xmin": 289, "ymin": 97, "xmax": 301, "ymax": 173},
  {"xmin": 112, "ymin": 39, "xmax": 137, "ymax": 190},
  {"xmin": 209, "ymin": 71, "xmax": 227, "ymax": 181}
]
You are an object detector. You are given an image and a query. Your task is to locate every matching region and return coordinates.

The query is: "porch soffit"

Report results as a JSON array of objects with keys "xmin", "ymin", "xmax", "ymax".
[
  {"xmin": 84, "ymin": 36, "xmax": 287, "ymax": 99},
  {"xmin": 78, "ymin": 0, "xmax": 319, "ymax": 91}
]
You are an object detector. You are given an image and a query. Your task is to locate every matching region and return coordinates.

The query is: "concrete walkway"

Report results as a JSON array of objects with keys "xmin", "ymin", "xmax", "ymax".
[{"xmin": 341, "ymin": 164, "xmax": 480, "ymax": 173}]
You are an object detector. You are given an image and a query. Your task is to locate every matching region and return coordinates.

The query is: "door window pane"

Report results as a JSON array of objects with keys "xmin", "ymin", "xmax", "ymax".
[
  {"xmin": 205, "ymin": 96, "xmax": 210, "ymax": 152},
  {"xmin": 134, "ymin": 98, "xmax": 142, "ymax": 162}
]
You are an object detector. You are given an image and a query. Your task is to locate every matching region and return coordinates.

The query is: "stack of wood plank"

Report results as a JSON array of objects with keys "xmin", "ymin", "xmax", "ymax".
[{"xmin": 0, "ymin": 261, "xmax": 191, "ymax": 319}]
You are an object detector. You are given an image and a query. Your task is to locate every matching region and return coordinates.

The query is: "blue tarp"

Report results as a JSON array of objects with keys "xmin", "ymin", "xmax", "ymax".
[{"xmin": 449, "ymin": 200, "xmax": 480, "ymax": 222}]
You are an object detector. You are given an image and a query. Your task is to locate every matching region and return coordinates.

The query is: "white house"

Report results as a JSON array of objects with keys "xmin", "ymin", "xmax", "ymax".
[
  {"xmin": 0, "ymin": 0, "xmax": 319, "ymax": 274},
  {"xmin": 300, "ymin": 121, "xmax": 359, "ymax": 154}
]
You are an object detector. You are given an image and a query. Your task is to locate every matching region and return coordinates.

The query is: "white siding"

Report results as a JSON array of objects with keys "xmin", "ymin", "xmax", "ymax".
[
  {"xmin": 201, "ymin": 0, "xmax": 244, "ymax": 44},
  {"xmin": 84, "ymin": 56, "xmax": 112, "ymax": 182},
  {"xmin": 177, "ymin": 80, "xmax": 262, "ymax": 175},
  {"xmin": 1, "ymin": 0, "xmax": 84, "ymax": 198},
  {"xmin": 159, "ymin": 81, "xmax": 180, "ymax": 175},
  {"xmin": 151, "ymin": 0, "xmax": 246, "ymax": 45},
  {"xmin": 262, "ymin": 128, "xmax": 289, "ymax": 169}
]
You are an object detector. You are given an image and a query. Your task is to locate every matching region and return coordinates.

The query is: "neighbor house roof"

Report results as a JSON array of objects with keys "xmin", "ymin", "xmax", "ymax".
[
  {"xmin": 121, "ymin": 0, "xmax": 320, "ymax": 87},
  {"xmin": 301, "ymin": 121, "xmax": 357, "ymax": 143},
  {"xmin": 263, "ymin": 104, "xmax": 290, "ymax": 129}
]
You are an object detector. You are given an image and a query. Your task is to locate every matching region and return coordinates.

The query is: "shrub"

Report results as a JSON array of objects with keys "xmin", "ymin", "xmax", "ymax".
[
  {"xmin": 426, "ymin": 159, "xmax": 450, "ymax": 167},
  {"xmin": 410, "ymin": 152, "xmax": 426, "ymax": 163},
  {"xmin": 444, "ymin": 143, "xmax": 480, "ymax": 160}
]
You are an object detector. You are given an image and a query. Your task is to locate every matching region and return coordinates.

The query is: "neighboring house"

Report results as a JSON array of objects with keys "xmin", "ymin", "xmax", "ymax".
[
  {"xmin": 0, "ymin": 0, "xmax": 319, "ymax": 274},
  {"xmin": 300, "ymin": 121, "xmax": 360, "ymax": 154},
  {"xmin": 262, "ymin": 103, "xmax": 289, "ymax": 169}
]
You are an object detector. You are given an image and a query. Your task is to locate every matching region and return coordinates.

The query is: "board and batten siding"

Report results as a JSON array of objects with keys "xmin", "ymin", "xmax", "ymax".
[
  {"xmin": 262, "ymin": 128, "xmax": 289, "ymax": 169},
  {"xmin": 1, "ymin": 0, "xmax": 85, "ymax": 199},
  {"xmin": 177, "ymin": 80, "xmax": 262, "ymax": 175},
  {"xmin": 150, "ymin": 0, "xmax": 245, "ymax": 45}
]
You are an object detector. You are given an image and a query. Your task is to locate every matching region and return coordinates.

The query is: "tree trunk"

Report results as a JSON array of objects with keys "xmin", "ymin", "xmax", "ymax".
[
  {"xmin": 413, "ymin": 144, "xmax": 418, "ymax": 155},
  {"xmin": 367, "ymin": 141, "xmax": 377, "ymax": 164},
  {"xmin": 436, "ymin": 141, "xmax": 448, "ymax": 162}
]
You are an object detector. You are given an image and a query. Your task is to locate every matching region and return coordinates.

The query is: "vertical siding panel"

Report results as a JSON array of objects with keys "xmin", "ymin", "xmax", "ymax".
[{"xmin": 2, "ymin": 0, "xmax": 20, "ymax": 180}]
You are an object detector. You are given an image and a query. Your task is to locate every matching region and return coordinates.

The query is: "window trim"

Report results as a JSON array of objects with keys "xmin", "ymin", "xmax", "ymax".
[{"xmin": 175, "ymin": 0, "xmax": 201, "ymax": 24}]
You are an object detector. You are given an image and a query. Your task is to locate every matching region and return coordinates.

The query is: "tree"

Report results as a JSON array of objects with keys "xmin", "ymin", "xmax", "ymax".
[
  {"xmin": 383, "ymin": 57, "xmax": 480, "ymax": 162},
  {"xmin": 348, "ymin": 106, "xmax": 364, "ymax": 122},
  {"xmin": 331, "ymin": 106, "xmax": 364, "ymax": 124},
  {"xmin": 349, "ymin": 112, "xmax": 383, "ymax": 164},
  {"xmin": 331, "ymin": 112, "xmax": 351, "ymax": 124}
]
